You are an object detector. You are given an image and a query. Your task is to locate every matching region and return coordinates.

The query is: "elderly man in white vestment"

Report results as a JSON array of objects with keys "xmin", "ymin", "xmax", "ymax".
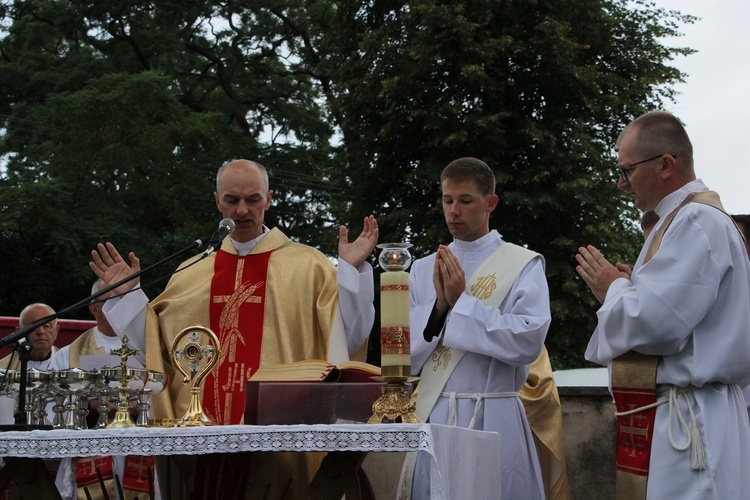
[
  {"xmin": 90, "ymin": 159, "xmax": 378, "ymax": 499},
  {"xmin": 0, "ymin": 303, "xmax": 59, "ymax": 371},
  {"xmin": 0, "ymin": 303, "xmax": 60, "ymax": 425},
  {"xmin": 405, "ymin": 157, "xmax": 551, "ymax": 500},
  {"xmin": 0, "ymin": 303, "xmax": 61, "ymax": 495},
  {"xmin": 576, "ymin": 111, "xmax": 750, "ymax": 499}
]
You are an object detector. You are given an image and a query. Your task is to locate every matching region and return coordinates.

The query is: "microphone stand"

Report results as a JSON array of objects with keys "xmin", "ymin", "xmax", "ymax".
[
  {"xmin": 0, "ymin": 235, "xmax": 212, "ymax": 431},
  {"xmin": 10, "ymin": 342, "xmax": 34, "ymax": 428}
]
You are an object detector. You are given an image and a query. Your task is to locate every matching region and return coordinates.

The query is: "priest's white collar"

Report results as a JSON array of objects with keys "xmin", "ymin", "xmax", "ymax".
[
  {"xmin": 451, "ymin": 229, "xmax": 502, "ymax": 252},
  {"xmin": 231, "ymin": 225, "xmax": 270, "ymax": 256},
  {"xmin": 653, "ymin": 179, "xmax": 708, "ymax": 226}
]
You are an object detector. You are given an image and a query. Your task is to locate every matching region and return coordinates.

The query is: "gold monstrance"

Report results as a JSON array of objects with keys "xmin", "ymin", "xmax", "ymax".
[{"xmin": 171, "ymin": 325, "xmax": 220, "ymax": 427}]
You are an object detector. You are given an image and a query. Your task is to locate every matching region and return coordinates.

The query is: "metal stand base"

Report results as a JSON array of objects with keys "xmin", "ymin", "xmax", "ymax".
[{"xmin": 368, "ymin": 381, "xmax": 418, "ymax": 424}]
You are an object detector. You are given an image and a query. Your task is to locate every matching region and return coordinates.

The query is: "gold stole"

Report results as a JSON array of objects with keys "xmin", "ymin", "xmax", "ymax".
[
  {"xmin": 399, "ymin": 243, "xmax": 538, "ymax": 499},
  {"xmin": 612, "ymin": 191, "xmax": 727, "ymax": 500},
  {"xmin": 68, "ymin": 328, "xmax": 102, "ymax": 367},
  {"xmin": 414, "ymin": 243, "xmax": 538, "ymax": 421},
  {"xmin": 75, "ymin": 456, "xmax": 115, "ymax": 500},
  {"xmin": 0, "ymin": 347, "xmax": 58, "ymax": 370},
  {"xmin": 520, "ymin": 346, "xmax": 571, "ymax": 500},
  {"xmin": 75, "ymin": 456, "xmax": 156, "ymax": 500}
]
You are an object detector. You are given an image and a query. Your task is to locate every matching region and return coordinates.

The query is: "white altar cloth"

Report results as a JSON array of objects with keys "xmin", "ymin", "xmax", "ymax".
[{"xmin": 0, "ymin": 423, "xmax": 502, "ymax": 499}]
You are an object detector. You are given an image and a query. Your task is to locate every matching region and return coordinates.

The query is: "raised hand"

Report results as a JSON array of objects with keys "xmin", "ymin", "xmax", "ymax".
[
  {"xmin": 89, "ymin": 242, "xmax": 141, "ymax": 298},
  {"xmin": 338, "ymin": 215, "xmax": 379, "ymax": 268}
]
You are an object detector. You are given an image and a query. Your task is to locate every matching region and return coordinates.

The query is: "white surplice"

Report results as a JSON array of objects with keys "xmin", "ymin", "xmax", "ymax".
[
  {"xmin": 410, "ymin": 230, "xmax": 550, "ymax": 500},
  {"xmin": 586, "ymin": 179, "xmax": 750, "ymax": 499}
]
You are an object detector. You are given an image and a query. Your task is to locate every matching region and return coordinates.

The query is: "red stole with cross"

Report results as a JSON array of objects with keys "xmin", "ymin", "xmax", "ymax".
[
  {"xmin": 612, "ymin": 352, "xmax": 658, "ymax": 497},
  {"xmin": 203, "ymin": 249, "xmax": 272, "ymax": 424}
]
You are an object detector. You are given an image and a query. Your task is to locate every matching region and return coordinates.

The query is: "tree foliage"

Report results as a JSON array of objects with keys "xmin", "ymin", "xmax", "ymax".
[{"xmin": 0, "ymin": 0, "xmax": 695, "ymax": 368}]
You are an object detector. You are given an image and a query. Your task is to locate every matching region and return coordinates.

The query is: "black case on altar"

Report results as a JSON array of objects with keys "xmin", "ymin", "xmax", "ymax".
[{"xmin": 244, "ymin": 381, "xmax": 413, "ymax": 425}]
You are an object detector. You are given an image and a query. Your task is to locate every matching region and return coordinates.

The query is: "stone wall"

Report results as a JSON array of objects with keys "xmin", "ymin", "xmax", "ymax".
[{"xmin": 559, "ymin": 386, "xmax": 616, "ymax": 498}]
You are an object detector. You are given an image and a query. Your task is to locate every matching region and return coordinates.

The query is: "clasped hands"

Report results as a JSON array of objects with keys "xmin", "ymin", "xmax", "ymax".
[
  {"xmin": 575, "ymin": 245, "xmax": 632, "ymax": 304},
  {"xmin": 433, "ymin": 245, "xmax": 465, "ymax": 315}
]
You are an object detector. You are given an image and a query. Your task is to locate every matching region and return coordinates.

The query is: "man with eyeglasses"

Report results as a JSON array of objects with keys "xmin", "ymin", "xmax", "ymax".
[
  {"xmin": 0, "ymin": 303, "xmax": 60, "ymax": 371},
  {"xmin": 575, "ymin": 111, "xmax": 750, "ymax": 499}
]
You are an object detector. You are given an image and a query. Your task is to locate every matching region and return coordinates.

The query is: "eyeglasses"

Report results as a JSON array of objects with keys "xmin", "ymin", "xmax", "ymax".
[{"xmin": 616, "ymin": 154, "xmax": 676, "ymax": 182}]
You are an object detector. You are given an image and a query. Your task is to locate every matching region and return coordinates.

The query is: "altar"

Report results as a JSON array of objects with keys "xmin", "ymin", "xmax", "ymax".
[{"xmin": 0, "ymin": 423, "xmax": 502, "ymax": 499}]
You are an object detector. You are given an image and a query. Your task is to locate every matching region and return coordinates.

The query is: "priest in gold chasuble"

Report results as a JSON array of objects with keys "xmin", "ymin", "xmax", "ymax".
[
  {"xmin": 145, "ymin": 228, "xmax": 354, "ymax": 424},
  {"xmin": 90, "ymin": 159, "xmax": 379, "ymax": 498}
]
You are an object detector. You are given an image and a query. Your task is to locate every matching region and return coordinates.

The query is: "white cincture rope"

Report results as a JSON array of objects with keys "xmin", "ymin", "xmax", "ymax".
[
  {"xmin": 440, "ymin": 391, "xmax": 518, "ymax": 430},
  {"xmin": 613, "ymin": 386, "xmax": 706, "ymax": 471}
]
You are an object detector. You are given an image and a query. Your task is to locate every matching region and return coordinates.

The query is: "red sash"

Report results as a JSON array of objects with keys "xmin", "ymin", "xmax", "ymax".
[
  {"xmin": 613, "ymin": 387, "xmax": 657, "ymax": 476},
  {"xmin": 611, "ymin": 350, "xmax": 659, "ymax": 499},
  {"xmin": 203, "ymin": 249, "xmax": 272, "ymax": 424}
]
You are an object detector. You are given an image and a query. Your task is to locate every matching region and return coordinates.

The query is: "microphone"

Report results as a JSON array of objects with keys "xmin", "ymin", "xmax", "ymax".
[{"xmin": 200, "ymin": 218, "xmax": 236, "ymax": 259}]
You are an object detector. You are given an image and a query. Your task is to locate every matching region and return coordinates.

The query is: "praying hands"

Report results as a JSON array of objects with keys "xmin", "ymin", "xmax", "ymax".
[{"xmin": 575, "ymin": 245, "xmax": 631, "ymax": 304}]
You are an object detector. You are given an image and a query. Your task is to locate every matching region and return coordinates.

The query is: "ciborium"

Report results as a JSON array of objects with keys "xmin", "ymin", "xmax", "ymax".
[
  {"xmin": 25, "ymin": 369, "xmax": 53, "ymax": 426},
  {"xmin": 171, "ymin": 325, "xmax": 220, "ymax": 427},
  {"xmin": 2, "ymin": 369, "xmax": 54, "ymax": 425}
]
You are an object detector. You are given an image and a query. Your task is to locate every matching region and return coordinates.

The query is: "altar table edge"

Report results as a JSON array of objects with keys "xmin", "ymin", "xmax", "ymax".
[{"xmin": 0, "ymin": 423, "xmax": 467, "ymax": 458}]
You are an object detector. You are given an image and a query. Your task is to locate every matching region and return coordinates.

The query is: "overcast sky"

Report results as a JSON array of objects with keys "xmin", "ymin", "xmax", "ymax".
[{"xmin": 652, "ymin": 0, "xmax": 750, "ymax": 214}]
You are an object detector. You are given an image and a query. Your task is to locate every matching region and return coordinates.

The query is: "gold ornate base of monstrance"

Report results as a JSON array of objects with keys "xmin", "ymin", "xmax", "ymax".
[
  {"xmin": 171, "ymin": 325, "xmax": 221, "ymax": 427},
  {"xmin": 368, "ymin": 365, "xmax": 419, "ymax": 424}
]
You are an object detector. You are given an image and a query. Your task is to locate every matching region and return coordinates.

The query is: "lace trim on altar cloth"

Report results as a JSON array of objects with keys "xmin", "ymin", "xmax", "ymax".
[{"xmin": 0, "ymin": 423, "xmax": 432, "ymax": 458}]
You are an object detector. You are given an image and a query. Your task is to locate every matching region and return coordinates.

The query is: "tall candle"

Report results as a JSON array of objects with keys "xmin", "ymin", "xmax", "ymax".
[{"xmin": 379, "ymin": 248, "xmax": 411, "ymax": 378}]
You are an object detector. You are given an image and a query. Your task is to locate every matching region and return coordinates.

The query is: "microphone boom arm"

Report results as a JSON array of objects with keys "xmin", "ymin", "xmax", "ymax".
[{"xmin": 0, "ymin": 237, "xmax": 209, "ymax": 347}]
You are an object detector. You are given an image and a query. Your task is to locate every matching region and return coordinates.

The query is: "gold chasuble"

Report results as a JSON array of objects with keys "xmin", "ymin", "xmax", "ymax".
[
  {"xmin": 145, "ymin": 228, "xmax": 337, "ymax": 422},
  {"xmin": 144, "ymin": 228, "xmax": 340, "ymax": 498}
]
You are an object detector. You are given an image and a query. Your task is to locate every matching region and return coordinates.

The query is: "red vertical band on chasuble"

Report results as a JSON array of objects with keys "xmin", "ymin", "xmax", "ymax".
[{"xmin": 204, "ymin": 250, "xmax": 272, "ymax": 424}]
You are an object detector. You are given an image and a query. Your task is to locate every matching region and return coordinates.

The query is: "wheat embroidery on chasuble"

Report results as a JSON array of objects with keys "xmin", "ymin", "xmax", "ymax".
[{"xmin": 204, "ymin": 249, "xmax": 272, "ymax": 424}]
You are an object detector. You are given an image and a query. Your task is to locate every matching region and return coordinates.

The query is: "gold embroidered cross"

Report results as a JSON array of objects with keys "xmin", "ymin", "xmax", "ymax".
[
  {"xmin": 212, "ymin": 259, "xmax": 264, "ymax": 363},
  {"xmin": 620, "ymin": 404, "xmax": 650, "ymax": 458},
  {"xmin": 212, "ymin": 260, "xmax": 262, "ymax": 313}
]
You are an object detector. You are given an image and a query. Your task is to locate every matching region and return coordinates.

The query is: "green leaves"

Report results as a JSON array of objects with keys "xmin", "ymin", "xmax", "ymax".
[{"xmin": 0, "ymin": 0, "xmax": 693, "ymax": 367}]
